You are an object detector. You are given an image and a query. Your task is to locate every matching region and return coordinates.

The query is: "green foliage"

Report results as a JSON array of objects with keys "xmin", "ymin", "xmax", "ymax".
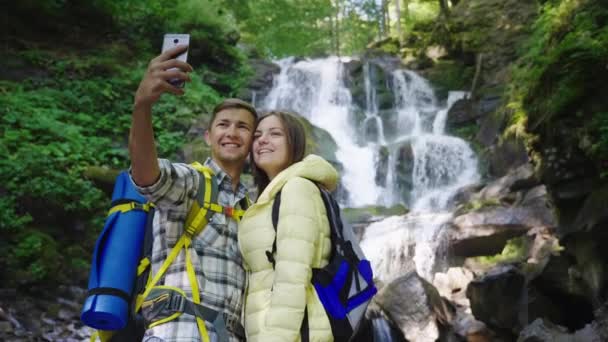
[
  {"xmin": 474, "ymin": 236, "xmax": 530, "ymax": 266},
  {"xmin": 5, "ymin": 230, "xmax": 63, "ymax": 286},
  {"xmin": 455, "ymin": 198, "xmax": 500, "ymax": 216},
  {"xmin": 238, "ymin": 0, "xmax": 334, "ymax": 57},
  {"xmin": 589, "ymin": 112, "xmax": 608, "ymax": 178},
  {"xmin": 425, "ymin": 60, "xmax": 474, "ymax": 99},
  {"xmin": 451, "ymin": 124, "xmax": 477, "ymax": 141},
  {"xmin": 506, "ymin": 0, "xmax": 608, "ymax": 177},
  {"xmin": 2, "ymin": 0, "xmax": 237, "ymax": 286}
]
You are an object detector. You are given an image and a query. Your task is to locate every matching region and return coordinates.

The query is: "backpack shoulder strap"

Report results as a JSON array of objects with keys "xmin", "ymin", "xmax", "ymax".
[
  {"xmin": 266, "ymin": 191, "xmax": 282, "ymax": 268},
  {"xmin": 185, "ymin": 162, "xmax": 219, "ymax": 236}
]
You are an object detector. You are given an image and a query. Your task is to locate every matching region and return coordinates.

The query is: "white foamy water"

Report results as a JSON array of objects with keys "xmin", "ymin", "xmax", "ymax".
[{"xmin": 260, "ymin": 57, "xmax": 480, "ymax": 282}]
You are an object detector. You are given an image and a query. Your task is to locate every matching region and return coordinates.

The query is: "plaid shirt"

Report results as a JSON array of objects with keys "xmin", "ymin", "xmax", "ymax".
[{"xmin": 132, "ymin": 158, "xmax": 248, "ymax": 342}]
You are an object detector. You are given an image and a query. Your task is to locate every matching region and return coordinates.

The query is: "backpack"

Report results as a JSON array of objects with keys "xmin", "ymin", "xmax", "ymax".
[
  {"xmin": 267, "ymin": 184, "xmax": 377, "ymax": 342},
  {"xmin": 85, "ymin": 162, "xmax": 249, "ymax": 342}
]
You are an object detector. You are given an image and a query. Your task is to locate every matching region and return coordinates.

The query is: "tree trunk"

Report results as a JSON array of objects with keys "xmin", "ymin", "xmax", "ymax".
[
  {"xmin": 470, "ymin": 53, "xmax": 483, "ymax": 99},
  {"xmin": 439, "ymin": 0, "xmax": 450, "ymax": 18},
  {"xmin": 333, "ymin": 0, "xmax": 341, "ymax": 56},
  {"xmin": 380, "ymin": 0, "xmax": 387, "ymax": 37},
  {"xmin": 395, "ymin": 0, "xmax": 402, "ymax": 47}
]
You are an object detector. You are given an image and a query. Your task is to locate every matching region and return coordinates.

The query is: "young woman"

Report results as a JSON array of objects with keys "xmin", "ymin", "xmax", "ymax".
[{"xmin": 238, "ymin": 111, "xmax": 338, "ymax": 342}]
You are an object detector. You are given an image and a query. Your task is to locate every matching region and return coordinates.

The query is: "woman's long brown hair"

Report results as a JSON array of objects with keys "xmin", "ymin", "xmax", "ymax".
[{"xmin": 251, "ymin": 111, "xmax": 307, "ymax": 196}]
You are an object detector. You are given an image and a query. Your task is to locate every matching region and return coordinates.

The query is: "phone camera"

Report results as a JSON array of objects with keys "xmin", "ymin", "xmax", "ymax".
[{"xmin": 173, "ymin": 39, "xmax": 179, "ymax": 44}]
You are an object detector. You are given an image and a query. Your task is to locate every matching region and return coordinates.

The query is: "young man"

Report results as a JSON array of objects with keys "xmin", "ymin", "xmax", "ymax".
[{"xmin": 129, "ymin": 44, "xmax": 257, "ymax": 342}]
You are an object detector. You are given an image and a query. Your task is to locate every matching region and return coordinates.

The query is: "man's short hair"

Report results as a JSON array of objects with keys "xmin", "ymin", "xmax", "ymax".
[{"xmin": 208, "ymin": 98, "xmax": 258, "ymax": 129}]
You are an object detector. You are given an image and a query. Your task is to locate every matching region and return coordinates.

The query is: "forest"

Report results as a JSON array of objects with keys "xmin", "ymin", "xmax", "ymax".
[{"xmin": 2, "ymin": 0, "xmax": 608, "ymax": 341}]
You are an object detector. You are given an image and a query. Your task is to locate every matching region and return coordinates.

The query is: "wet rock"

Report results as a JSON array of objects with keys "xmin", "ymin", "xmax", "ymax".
[
  {"xmin": 450, "ymin": 205, "xmax": 555, "ymax": 257},
  {"xmin": 466, "ymin": 265, "xmax": 525, "ymax": 334},
  {"xmin": 517, "ymin": 318, "xmax": 602, "ymax": 342},
  {"xmin": 237, "ymin": 59, "xmax": 281, "ymax": 104},
  {"xmin": 484, "ymin": 137, "xmax": 529, "ymax": 178},
  {"xmin": 58, "ymin": 308, "xmax": 75, "ymax": 321},
  {"xmin": 570, "ymin": 184, "xmax": 608, "ymax": 235},
  {"xmin": 0, "ymin": 321, "xmax": 13, "ymax": 333},
  {"xmin": 478, "ymin": 164, "xmax": 537, "ymax": 201},
  {"xmin": 433, "ymin": 267, "xmax": 474, "ymax": 308},
  {"xmin": 374, "ymin": 271, "xmax": 454, "ymax": 342},
  {"xmin": 450, "ymin": 307, "xmax": 497, "ymax": 342},
  {"xmin": 446, "ymin": 98, "xmax": 478, "ymax": 126}
]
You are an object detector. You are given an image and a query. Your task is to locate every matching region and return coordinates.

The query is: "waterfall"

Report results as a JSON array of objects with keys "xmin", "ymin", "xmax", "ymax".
[
  {"xmin": 259, "ymin": 57, "xmax": 480, "ymax": 282},
  {"xmin": 263, "ymin": 57, "xmax": 382, "ymax": 207}
]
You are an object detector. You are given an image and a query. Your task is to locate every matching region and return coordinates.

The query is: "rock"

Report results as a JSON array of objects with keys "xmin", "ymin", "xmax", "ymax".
[
  {"xmin": 0, "ymin": 289, "xmax": 18, "ymax": 298},
  {"xmin": 449, "ymin": 183, "xmax": 485, "ymax": 208},
  {"xmin": 524, "ymin": 226, "xmax": 562, "ymax": 279},
  {"xmin": 0, "ymin": 321, "xmax": 13, "ymax": 333},
  {"xmin": 478, "ymin": 164, "xmax": 537, "ymax": 201},
  {"xmin": 530, "ymin": 231, "xmax": 607, "ymax": 326},
  {"xmin": 57, "ymin": 298, "xmax": 81, "ymax": 312},
  {"xmin": 446, "ymin": 98, "xmax": 479, "ymax": 126},
  {"xmin": 181, "ymin": 137, "xmax": 211, "ymax": 164},
  {"xmin": 475, "ymin": 106, "xmax": 504, "ymax": 148},
  {"xmin": 450, "ymin": 205, "xmax": 556, "ymax": 257},
  {"xmin": 374, "ymin": 271, "xmax": 454, "ymax": 342},
  {"xmin": 517, "ymin": 318, "xmax": 601, "ymax": 342},
  {"xmin": 592, "ymin": 302, "xmax": 608, "ymax": 341},
  {"xmin": 484, "ymin": 136, "xmax": 529, "ymax": 178},
  {"xmin": 57, "ymin": 308, "xmax": 75, "ymax": 321},
  {"xmin": 466, "ymin": 265, "xmax": 525, "ymax": 334},
  {"xmin": 239, "ymin": 59, "xmax": 281, "ymax": 104},
  {"xmin": 450, "ymin": 306, "xmax": 496, "ymax": 342},
  {"xmin": 550, "ymin": 178, "xmax": 596, "ymax": 202},
  {"xmin": 433, "ymin": 267, "xmax": 474, "ymax": 308},
  {"xmin": 342, "ymin": 204, "xmax": 409, "ymax": 226},
  {"xmin": 570, "ymin": 184, "xmax": 608, "ymax": 234}
]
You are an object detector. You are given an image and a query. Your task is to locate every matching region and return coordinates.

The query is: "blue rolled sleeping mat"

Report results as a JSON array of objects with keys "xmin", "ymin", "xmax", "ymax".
[{"xmin": 81, "ymin": 171, "xmax": 150, "ymax": 330}]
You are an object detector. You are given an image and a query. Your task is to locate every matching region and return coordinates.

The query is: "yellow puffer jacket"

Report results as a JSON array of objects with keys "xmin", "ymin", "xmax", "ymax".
[{"xmin": 238, "ymin": 154, "xmax": 338, "ymax": 342}]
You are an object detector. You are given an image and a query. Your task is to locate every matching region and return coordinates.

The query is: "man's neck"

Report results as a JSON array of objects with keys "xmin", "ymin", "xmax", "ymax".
[{"xmin": 213, "ymin": 158, "xmax": 242, "ymax": 192}]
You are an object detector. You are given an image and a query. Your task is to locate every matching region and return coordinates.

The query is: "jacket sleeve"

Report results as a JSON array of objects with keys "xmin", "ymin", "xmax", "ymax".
[{"xmin": 262, "ymin": 177, "xmax": 324, "ymax": 341}]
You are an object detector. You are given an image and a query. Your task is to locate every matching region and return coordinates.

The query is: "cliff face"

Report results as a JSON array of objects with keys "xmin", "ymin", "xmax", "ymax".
[
  {"xmin": 436, "ymin": 0, "xmax": 607, "ymax": 230},
  {"xmin": 339, "ymin": 0, "xmax": 607, "ymax": 339},
  {"xmin": 428, "ymin": 0, "xmax": 608, "ymax": 339}
]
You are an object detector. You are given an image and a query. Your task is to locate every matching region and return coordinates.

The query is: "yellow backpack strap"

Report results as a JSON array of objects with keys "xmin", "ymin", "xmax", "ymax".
[
  {"xmin": 89, "ymin": 330, "xmax": 114, "ymax": 342},
  {"xmin": 135, "ymin": 163, "xmax": 216, "ymax": 342},
  {"xmin": 107, "ymin": 202, "xmax": 155, "ymax": 216}
]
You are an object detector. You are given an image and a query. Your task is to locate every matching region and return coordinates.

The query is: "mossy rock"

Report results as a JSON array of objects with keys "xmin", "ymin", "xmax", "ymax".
[
  {"xmin": 470, "ymin": 236, "xmax": 530, "ymax": 267},
  {"xmin": 342, "ymin": 204, "xmax": 409, "ymax": 224},
  {"xmin": 295, "ymin": 116, "xmax": 339, "ymax": 166},
  {"xmin": 424, "ymin": 60, "xmax": 474, "ymax": 100},
  {"xmin": 5, "ymin": 230, "xmax": 64, "ymax": 287},
  {"xmin": 182, "ymin": 137, "xmax": 212, "ymax": 164}
]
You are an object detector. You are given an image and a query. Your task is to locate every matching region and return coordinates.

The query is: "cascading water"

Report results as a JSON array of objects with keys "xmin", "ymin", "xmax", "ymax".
[
  {"xmin": 259, "ymin": 57, "xmax": 480, "ymax": 284},
  {"xmin": 263, "ymin": 57, "xmax": 382, "ymax": 206},
  {"xmin": 362, "ymin": 69, "xmax": 479, "ymax": 283}
]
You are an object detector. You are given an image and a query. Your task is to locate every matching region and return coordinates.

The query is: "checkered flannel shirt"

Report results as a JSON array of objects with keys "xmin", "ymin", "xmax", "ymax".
[{"xmin": 132, "ymin": 158, "xmax": 248, "ymax": 342}]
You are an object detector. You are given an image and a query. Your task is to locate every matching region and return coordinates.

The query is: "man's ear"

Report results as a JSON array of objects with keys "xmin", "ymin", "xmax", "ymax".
[{"xmin": 204, "ymin": 130, "xmax": 211, "ymax": 146}]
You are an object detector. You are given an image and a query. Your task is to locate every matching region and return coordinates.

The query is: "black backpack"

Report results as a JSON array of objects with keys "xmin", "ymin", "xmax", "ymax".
[{"xmin": 266, "ymin": 184, "xmax": 378, "ymax": 342}]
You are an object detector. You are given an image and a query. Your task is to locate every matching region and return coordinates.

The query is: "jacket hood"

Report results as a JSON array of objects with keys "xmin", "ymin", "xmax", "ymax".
[{"xmin": 256, "ymin": 154, "xmax": 338, "ymax": 204}]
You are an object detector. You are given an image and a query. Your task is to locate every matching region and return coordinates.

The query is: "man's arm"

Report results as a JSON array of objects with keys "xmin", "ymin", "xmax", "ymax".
[{"xmin": 129, "ymin": 44, "xmax": 193, "ymax": 186}]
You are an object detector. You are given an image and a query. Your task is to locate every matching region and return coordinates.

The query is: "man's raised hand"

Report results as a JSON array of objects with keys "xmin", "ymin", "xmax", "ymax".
[{"xmin": 134, "ymin": 45, "xmax": 193, "ymax": 109}]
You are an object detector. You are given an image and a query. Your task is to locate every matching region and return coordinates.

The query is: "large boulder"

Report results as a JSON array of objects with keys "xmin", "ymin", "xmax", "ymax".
[
  {"xmin": 238, "ymin": 59, "xmax": 281, "ymax": 105},
  {"xmin": 477, "ymin": 163, "xmax": 538, "ymax": 201},
  {"xmin": 517, "ymin": 318, "xmax": 602, "ymax": 342},
  {"xmin": 373, "ymin": 272, "xmax": 454, "ymax": 342},
  {"xmin": 466, "ymin": 265, "xmax": 526, "ymax": 335},
  {"xmin": 449, "ymin": 204, "xmax": 556, "ymax": 257}
]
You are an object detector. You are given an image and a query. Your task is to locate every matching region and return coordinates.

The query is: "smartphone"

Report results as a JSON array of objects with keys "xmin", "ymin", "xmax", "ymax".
[{"xmin": 161, "ymin": 33, "xmax": 190, "ymax": 88}]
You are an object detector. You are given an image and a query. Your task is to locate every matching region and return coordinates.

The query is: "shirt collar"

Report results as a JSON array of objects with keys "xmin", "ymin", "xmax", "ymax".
[{"xmin": 203, "ymin": 158, "xmax": 249, "ymax": 198}]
